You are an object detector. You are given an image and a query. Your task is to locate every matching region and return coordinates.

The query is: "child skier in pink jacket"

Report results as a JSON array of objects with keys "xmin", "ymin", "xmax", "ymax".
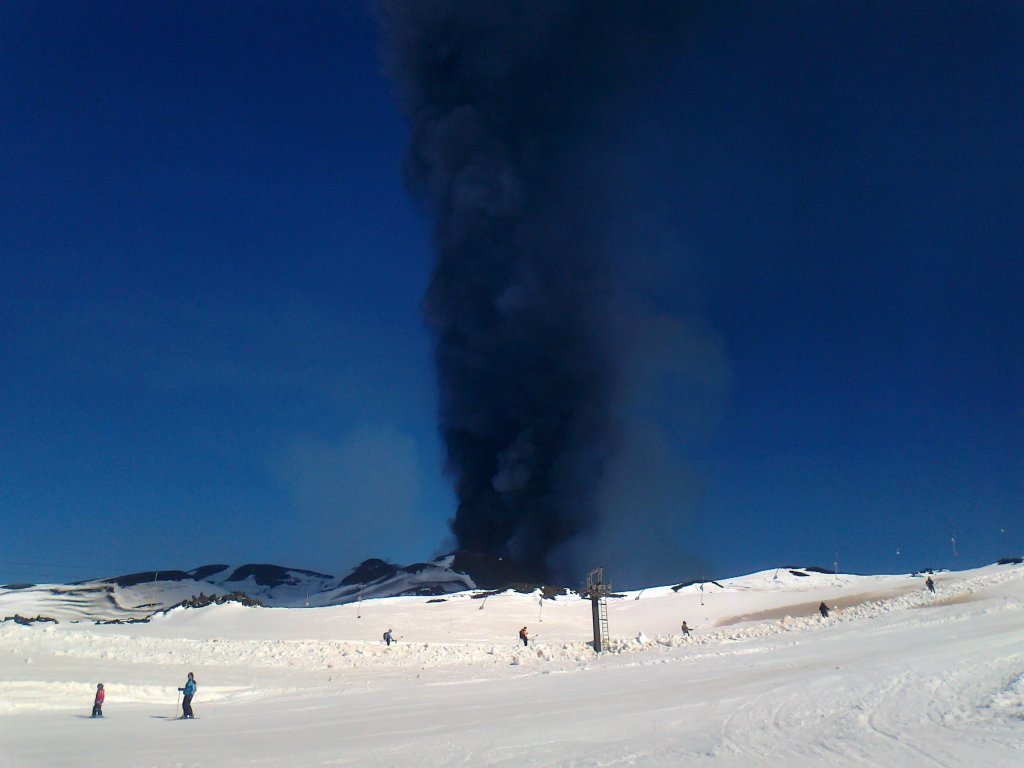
[{"xmin": 92, "ymin": 683, "xmax": 105, "ymax": 717}]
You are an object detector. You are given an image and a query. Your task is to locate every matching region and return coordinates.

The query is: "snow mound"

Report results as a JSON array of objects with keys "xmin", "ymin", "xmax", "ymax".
[{"xmin": 987, "ymin": 673, "xmax": 1024, "ymax": 719}]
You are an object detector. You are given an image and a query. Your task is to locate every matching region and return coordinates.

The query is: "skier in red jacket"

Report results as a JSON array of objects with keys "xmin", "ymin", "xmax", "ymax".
[{"xmin": 92, "ymin": 683, "xmax": 105, "ymax": 718}]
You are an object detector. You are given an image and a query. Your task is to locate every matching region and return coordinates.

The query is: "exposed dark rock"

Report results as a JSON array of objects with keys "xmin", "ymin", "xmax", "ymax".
[
  {"xmin": 3, "ymin": 614, "xmax": 59, "ymax": 625},
  {"xmin": 800, "ymin": 566, "xmax": 835, "ymax": 574},
  {"xmin": 671, "ymin": 580, "xmax": 701, "ymax": 592},
  {"xmin": 95, "ymin": 617, "xmax": 150, "ymax": 625},
  {"xmin": 672, "ymin": 579, "xmax": 725, "ymax": 592},
  {"xmin": 109, "ymin": 570, "xmax": 193, "ymax": 588},
  {"xmin": 226, "ymin": 564, "xmax": 331, "ymax": 588},
  {"xmin": 469, "ymin": 583, "xmax": 569, "ymax": 600},
  {"xmin": 505, "ymin": 582, "xmax": 542, "ymax": 596},
  {"xmin": 997, "ymin": 557, "xmax": 1023, "ymax": 565},
  {"xmin": 341, "ymin": 559, "xmax": 398, "ymax": 586},
  {"xmin": 1, "ymin": 583, "xmax": 35, "ymax": 590},
  {"xmin": 190, "ymin": 564, "xmax": 230, "ymax": 580},
  {"xmin": 399, "ymin": 585, "xmax": 451, "ymax": 597},
  {"xmin": 400, "ymin": 562, "xmax": 432, "ymax": 575},
  {"xmin": 162, "ymin": 591, "xmax": 263, "ymax": 613},
  {"xmin": 541, "ymin": 585, "xmax": 570, "ymax": 599},
  {"xmin": 789, "ymin": 570, "xmax": 810, "ymax": 577}
]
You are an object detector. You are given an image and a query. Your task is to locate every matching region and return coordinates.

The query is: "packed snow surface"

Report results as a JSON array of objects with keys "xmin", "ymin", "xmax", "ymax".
[{"xmin": 1, "ymin": 564, "xmax": 1022, "ymax": 766}]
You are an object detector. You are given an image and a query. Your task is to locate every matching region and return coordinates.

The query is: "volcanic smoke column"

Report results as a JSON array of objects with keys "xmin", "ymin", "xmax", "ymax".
[{"xmin": 377, "ymin": 2, "xmax": 687, "ymax": 581}]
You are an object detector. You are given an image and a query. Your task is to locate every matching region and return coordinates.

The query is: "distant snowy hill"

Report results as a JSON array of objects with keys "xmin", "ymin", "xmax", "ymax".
[{"xmin": 0, "ymin": 554, "xmax": 504, "ymax": 623}]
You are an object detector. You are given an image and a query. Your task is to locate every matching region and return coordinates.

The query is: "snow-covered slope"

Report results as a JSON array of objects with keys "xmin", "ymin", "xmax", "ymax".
[
  {"xmin": 1, "ymin": 561, "xmax": 1021, "ymax": 767},
  {"xmin": 0, "ymin": 555, "xmax": 480, "ymax": 623}
]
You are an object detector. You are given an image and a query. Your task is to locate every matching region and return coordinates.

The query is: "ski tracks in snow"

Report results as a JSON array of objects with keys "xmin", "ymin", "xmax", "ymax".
[{"xmin": 698, "ymin": 602, "xmax": 1024, "ymax": 767}]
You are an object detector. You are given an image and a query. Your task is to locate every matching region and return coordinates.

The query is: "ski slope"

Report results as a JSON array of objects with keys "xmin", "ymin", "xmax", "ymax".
[{"xmin": 1, "ymin": 563, "xmax": 1021, "ymax": 766}]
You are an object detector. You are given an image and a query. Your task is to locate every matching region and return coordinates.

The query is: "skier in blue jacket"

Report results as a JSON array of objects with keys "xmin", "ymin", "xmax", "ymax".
[{"xmin": 178, "ymin": 672, "xmax": 197, "ymax": 719}]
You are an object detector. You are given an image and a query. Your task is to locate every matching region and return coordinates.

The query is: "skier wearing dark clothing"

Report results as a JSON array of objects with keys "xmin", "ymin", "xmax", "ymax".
[
  {"xmin": 681, "ymin": 621, "xmax": 691, "ymax": 636},
  {"xmin": 519, "ymin": 626, "xmax": 529, "ymax": 647},
  {"xmin": 818, "ymin": 601, "xmax": 830, "ymax": 618},
  {"xmin": 92, "ymin": 683, "xmax": 104, "ymax": 717},
  {"xmin": 925, "ymin": 576, "xmax": 935, "ymax": 593},
  {"xmin": 383, "ymin": 629, "xmax": 394, "ymax": 646},
  {"xmin": 178, "ymin": 672, "xmax": 197, "ymax": 719}
]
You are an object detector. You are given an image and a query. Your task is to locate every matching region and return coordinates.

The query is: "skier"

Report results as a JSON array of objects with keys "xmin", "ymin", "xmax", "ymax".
[
  {"xmin": 680, "ymin": 621, "xmax": 691, "ymax": 636},
  {"xmin": 178, "ymin": 672, "xmax": 197, "ymax": 719},
  {"xmin": 519, "ymin": 626, "xmax": 529, "ymax": 647},
  {"xmin": 91, "ymin": 683, "xmax": 104, "ymax": 718},
  {"xmin": 383, "ymin": 628, "xmax": 394, "ymax": 646},
  {"xmin": 925, "ymin": 576, "xmax": 935, "ymax": 593},
  {"xmin": 818, "ymin": 601, "xmax": 830, "ymax": 618}
]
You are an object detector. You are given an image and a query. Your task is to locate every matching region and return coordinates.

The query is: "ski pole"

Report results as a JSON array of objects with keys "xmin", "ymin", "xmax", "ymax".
[{"xmin": 175, "ymin": 689, "xmax": 181, "ymax": 718}]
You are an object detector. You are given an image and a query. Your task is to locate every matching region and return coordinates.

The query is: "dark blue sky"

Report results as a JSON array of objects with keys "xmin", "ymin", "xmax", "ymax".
[{"xmin": 2, "ymin": 2, "xmax": 1020, "ymax": 585}]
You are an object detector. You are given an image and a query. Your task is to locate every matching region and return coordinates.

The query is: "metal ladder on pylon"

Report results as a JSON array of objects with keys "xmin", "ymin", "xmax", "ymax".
[
  {"xmin": 597, "ymin": 593, "xmax": 610, "ymax": 650},
  {"xmin": 586, "ymin": 567, "xmax": 612, "ymax": 652}
]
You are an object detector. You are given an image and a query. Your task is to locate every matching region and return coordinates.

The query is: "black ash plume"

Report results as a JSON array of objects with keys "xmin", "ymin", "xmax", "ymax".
[{"xmin": 376, "ymin": 1, "xmax": 690, "ymax": 583}]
